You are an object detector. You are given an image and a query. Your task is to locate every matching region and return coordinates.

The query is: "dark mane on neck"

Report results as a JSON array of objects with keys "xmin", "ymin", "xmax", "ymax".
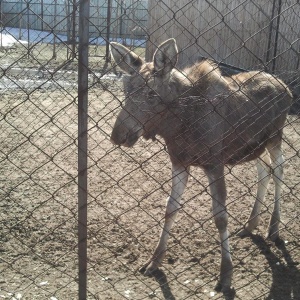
[
  {"xmin": 184, "ymin": 60, "xmax": 222, "ymax": 85},
  {"xmin": 176, "ymin": 60, "xmax": 228, "ymax": 97}
]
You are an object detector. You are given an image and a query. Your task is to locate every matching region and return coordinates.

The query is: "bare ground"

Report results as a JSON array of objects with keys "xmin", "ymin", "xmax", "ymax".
[
  {"xmin": 0, "ymin": 84, "xmax": 299, "ymax": 300},
  {"xmin": 0, "ymin": 41, "xmax": 299, "ymax": 299}
]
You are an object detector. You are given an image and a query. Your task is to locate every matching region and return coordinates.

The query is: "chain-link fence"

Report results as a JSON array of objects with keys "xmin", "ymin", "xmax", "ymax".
[{"xmin": 0, "ymin": 0, "xmax": 299, "ymax": 299}]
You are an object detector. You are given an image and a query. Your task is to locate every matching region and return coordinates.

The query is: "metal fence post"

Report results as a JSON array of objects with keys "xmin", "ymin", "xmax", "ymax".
[
  {"xmin": 106, "ymin": 0, "xmax": 111, "ymax": 62},
  {"xmin": 78, "ymin": 0, "xmax": 89, "ymax": 299}
]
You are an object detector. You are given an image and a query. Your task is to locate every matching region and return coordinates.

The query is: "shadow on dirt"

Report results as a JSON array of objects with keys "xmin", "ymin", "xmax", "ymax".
[
  {"xmin": 151, "ymin": 269, "xmax": 235, "ymax": 300},
  {"xmin": 150, "ymin": 234, "xmax": 300, "ymax": 300},
  {"xmin": 151, "ymin": 269, "xmax": 176, "ymax": 300},
  {"xmin": 250, "ymin": 235, "xmax": 300, "ymax": 300}
]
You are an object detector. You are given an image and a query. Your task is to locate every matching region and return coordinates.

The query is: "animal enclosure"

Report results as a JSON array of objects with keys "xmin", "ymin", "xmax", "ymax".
[
  {"xmin": 0, "ymin": 1, "xmax": 300, "ymax": 300},
  {"xmin": 146, "ymin": 0, "xmax": 300, "ymax": 73}
]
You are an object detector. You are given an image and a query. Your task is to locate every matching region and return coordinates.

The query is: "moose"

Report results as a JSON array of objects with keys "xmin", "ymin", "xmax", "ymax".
[{"xmin": 109, "ymin": 38, "xmax": 292, "ymax": 295}]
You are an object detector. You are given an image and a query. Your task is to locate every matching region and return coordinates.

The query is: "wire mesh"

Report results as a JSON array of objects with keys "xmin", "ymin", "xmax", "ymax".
[{"xmin": 0, "ymin": 0, "xmax": 299, "ymax": 299}]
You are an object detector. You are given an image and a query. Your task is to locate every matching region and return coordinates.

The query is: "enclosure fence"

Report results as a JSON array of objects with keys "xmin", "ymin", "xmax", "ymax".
[{"xmin": 0, "ymin": 0, "xmax": 299, "ymax": 300}]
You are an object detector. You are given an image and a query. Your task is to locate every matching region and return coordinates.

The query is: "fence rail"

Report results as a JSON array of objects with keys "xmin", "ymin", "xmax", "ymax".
[
  {"xmin": 1, "ymin": 0, "xmax": 148, "ymax": 43},
  {"xmin": 0, "ymin": 1, "xmax": 299, "ymax": 299}
]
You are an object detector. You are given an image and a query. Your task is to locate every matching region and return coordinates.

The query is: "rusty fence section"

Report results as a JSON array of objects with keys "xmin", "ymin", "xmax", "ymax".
[
  {"xmin": 0, "ymin": 0, "xmax": 148, "ymax": 59},
  {"xmin": 0, "ymin": 1, "xmax": 299, "ymax": 300}
]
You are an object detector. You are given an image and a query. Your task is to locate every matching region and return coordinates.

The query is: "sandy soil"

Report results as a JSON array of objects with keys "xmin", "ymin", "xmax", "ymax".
[
  {"xmin": 0, "ymin": 82, "xmax": 299, "ymax": 300},
  {"xmin": 0, "ymin": 40, "xmax": 299, "ymax": 299}
]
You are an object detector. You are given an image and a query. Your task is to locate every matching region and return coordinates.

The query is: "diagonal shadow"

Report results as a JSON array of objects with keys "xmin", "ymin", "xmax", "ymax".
[
  {"xmin": 151, "ymin": 268, "xmax": 236, "ymax": 300},
  {"xmin": 151, "ymin": 269, "xmax": 176, "ymax": 300},
  {"xmin": 250, "ymin": 235, "xmax": 300, "ymax": 300}
]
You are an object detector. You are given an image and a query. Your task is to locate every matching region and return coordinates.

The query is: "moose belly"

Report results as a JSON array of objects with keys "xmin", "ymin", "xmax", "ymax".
[
  {"xmin": 167, "ymin": 139, "xmax": 223, "ymax": 166},
  {"xmin": 224, "ymin": 142, "xmax": 267, "ymax": 165},
  {"xmin": 167, "ymin": 133, "xmax": 269, "ymax": 167},
  {"xmin": 221, "ymin": 127, "xmax": 273, "ymax": 165}
]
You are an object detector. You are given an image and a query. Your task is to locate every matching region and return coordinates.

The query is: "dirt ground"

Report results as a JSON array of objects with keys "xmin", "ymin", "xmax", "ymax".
[{"xmin": 0, "ymin": 43, "xmax": 299, "ymax": 300}]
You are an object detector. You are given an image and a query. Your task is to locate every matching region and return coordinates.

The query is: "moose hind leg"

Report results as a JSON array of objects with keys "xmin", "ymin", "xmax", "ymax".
[
  {"xmin": 238, "ymin": 151, "xmax": 271, "ymax": 238},
  {"xmin": 205, "ymin": 166, "xmax": 233, "ymax": 295},
  {"xmin": 267, "ymin": 143, "xmax": 284, "ymax": 241},
  {"xmin": 140, "ymin": 164, "xmax": 189, "ymax": 276}
]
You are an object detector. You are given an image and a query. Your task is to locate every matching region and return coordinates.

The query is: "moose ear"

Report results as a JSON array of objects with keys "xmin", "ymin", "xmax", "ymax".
[
  {"xmin": 110, "ymin": 42, "xmax": 144, "ymax": 75},
  {"xmin": 153, "ymin": 38, "xmax": 178, "ymax": 75}
]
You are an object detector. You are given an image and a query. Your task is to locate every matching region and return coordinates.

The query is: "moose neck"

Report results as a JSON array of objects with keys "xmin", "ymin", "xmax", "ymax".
[{"xmin": 153, "ymin": 61, "xmax": 230, "ymax": 165}]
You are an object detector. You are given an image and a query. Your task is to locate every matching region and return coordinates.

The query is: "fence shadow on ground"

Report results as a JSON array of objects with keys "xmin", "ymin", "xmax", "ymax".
[
  {"xmin": 151, "ymin": 268, "xmax": 236, "ymax": 300},
  {"xmin": 250, "ymin": 235, "xmax": 300, "ymax": 300},
  {"xmin": 149, "ymin": 235, "xmax": 300, "ymax": 300}
]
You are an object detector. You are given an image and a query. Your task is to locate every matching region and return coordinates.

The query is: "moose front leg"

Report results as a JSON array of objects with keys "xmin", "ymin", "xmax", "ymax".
[
  {"xmin": 267, "ymin": 143, "xmax": 284, "ymax": 241},
  {"xmin": 238, "ymin": 151, "xmax": 271, "ymax": 238},
  {"xmin": 140, "ymin": 164, "xmax": 189, "ymax": 276},
  {"xmin": 205, "ymin": 165, "xmax": 234, "ymax": 295}
]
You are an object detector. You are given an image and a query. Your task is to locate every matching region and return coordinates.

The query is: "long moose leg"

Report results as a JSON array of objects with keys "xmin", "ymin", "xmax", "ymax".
[
  {"xmin": 267, "ymin": 143, "xmax": 284, "ymax": 241},
  {"xmin": 238, "ymin": 151, "xmax": 271, "ymax": 237},
  {"xmin": 140, "ymin": 164, "xmax": 189, "ymax": 276},
  {"xmin": 205, "ymin": 165, "xmax": 233, "ymax": 294}
]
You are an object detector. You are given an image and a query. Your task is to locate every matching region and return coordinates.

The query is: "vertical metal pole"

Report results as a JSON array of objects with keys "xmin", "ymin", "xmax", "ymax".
[
  {"xmin": 65, "ymin": 0, "xmax": 70, "ymax": 59},
  {"xmin": 53, "ymin": 0, "xmax": 57, "ymax": 59},
  {"xmin": 41, "ymin": 0, "xmax": 44, "ymax": 32},
  {"xmin": 266, "ymin": 0, "xmax": 276, "ymax": 72},
  {"xmin": 19, "ymin": 0, "xmax": 23, "ymax": 40},
  {"xmin": 78, "ymin": 0, "xmax": 89, "ymax": 299},
  {"xmin": 119, "ymin": 0, "xmax": 124, "ymax": 44},
  {"xmin": 0, "ymin": 0, "xmax": 2, "ymax": 48},
  {"xmin": 26, "ymin": 0, "xmax": 30, "ymax": 58},
  {"xmin": 72, "ymin": 0, "xmax": 77, "ymax": 59},
  {"xmin": 106, "ymin": 0, "xmax": 111, "ymax": 62},
  {"xmin": 272, "ymin": 0, "xmax": 282, "ymax": 73},
  {"xmin": 65, "ymin": 0, "xmax": 70, "ymax": 41}
]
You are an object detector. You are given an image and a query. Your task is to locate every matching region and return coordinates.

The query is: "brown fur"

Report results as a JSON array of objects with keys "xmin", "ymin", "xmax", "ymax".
[
  {"xmin": 109, "ymin": 39, "xmax": 293, "ymax": 294},
  {"xmin": 135, "ymin": 60, "xmax": 292, "ymax": 167}
]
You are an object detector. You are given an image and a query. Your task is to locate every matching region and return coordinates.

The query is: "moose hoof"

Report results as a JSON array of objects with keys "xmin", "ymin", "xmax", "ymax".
[
  {"xmin": 266, "ymin": 230, "xmax": 279, "ymax": 242},
  {"xmin": 215, "ymin": 282, "xmax": 235, "ymax": 299},
  {"xmin": 139, "ymin": 261, "xmax": 159, "ymax": 276},
  {"xmin": 214, "ymin": 281, "xmax": 223, "ymax": 292},
  {"xmin": 237, "ymin": 228, "xmax": 251, "ymax": 238},
  {"xmin": 222, "ymin": 286, "xmax": 236, "ymax": 299}
]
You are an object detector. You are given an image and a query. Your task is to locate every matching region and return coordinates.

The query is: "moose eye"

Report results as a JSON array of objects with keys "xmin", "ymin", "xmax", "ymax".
[
  {"xmin": 148, "ymin": 90, "xmax": 157, "ymax": 97},
  {"xmin": 146, "ymin": 90, "xmax": 159, "ymax": 105}
]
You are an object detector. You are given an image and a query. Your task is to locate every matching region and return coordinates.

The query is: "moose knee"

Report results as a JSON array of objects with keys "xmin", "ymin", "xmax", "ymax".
[
  {"xmin": 165, "ymin": 197, "xmax": 181, "ymax": 219},
  {"xmin": 214, "ymin": 212, "xmax": 228, "ymax": 232}
]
